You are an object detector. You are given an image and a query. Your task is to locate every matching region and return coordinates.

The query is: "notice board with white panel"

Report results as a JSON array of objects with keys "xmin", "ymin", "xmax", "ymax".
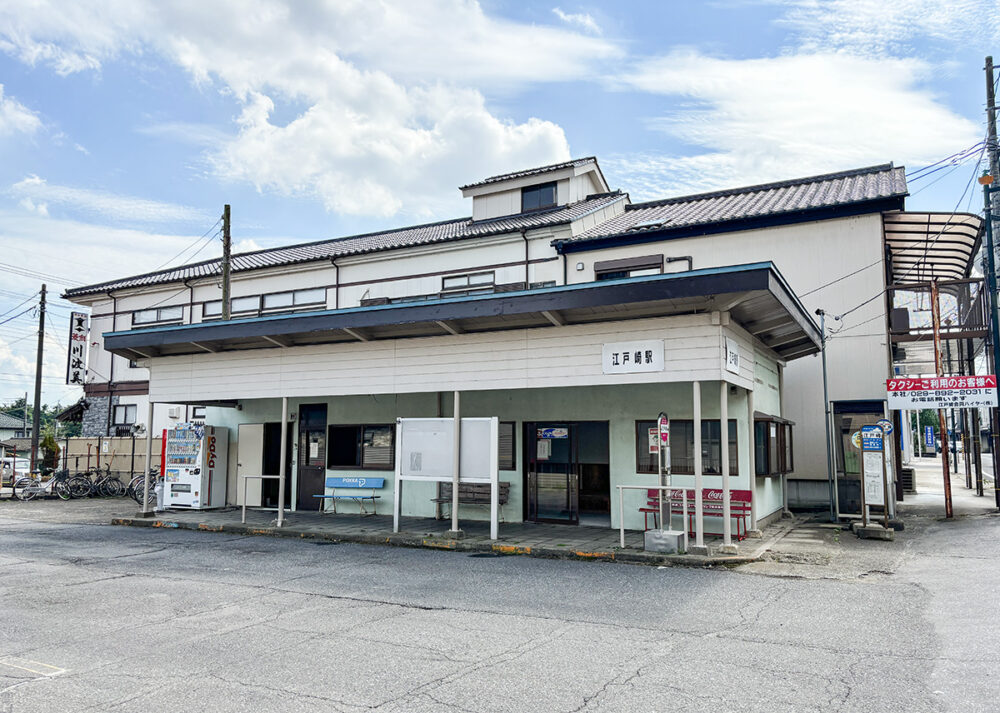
[{"xmin": 393, "ymin": 417, "xmax": 499, "ymax": 538}]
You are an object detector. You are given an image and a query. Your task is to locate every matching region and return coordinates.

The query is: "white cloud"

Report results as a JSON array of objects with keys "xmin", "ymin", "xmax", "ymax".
[
  {"xmin": 611, "ymin": 51, "xmax": 979, "ymax": 199},
  {"xmin": 18, "ymin": 197, "xmax": 48, "ymax": 216},
  {"xmin": 233, "ymin": 238, "xmax": 262, "ymax": 253},
  {"xmin": 0, "ymin": 84, "xmax": 41, "ymax": 136},
  {"xmin": 552, "ymin": 8, "xmax": 602, "ymax": 35},
  {"xmin": 0, "ymin": 1, "xmax": 619, "ymax": 218},
  {"xmin": 776, "ymin": 0, "xmax": 993, "ymax": 57},
  {"xmin": 10, "ymin": 175, "xmax": 209, "ymax": 224}
]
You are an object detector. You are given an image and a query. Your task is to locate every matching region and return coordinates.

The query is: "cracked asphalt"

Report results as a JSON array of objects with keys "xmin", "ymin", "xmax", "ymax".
[{"xmin": 1, "ymin": 492, "xmax": 998, "ymax": 712}]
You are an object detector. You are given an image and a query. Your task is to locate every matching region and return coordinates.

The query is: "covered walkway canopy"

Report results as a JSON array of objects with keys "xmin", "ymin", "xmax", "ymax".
[
  {"xmin": 883, "ymin": 211, "xmax": 983, "ymax": 283},
  {"xmin": 103, "ymin": 262, "xmax": 821, "ymax": 362}
]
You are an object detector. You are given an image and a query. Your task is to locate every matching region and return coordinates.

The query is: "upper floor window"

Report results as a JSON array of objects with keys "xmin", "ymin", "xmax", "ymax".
[
  {"xmin": 204, "ymin": 288, "xmax": 326, "ymax": 320},
  {"xmin": 133, "ymin": 305, "xmax": 183, "ymax": 326},
  {"xmin": 113, "ymin": 404, "xmax": 137, "ymax": 425},
  {"xmin": 442, "ymin": 272, "xmax": 494, "ymax": 293},
  {"xmin": 595, "ymin": 255, "xmax": 663, "ymax": 282},
  {"xmin": 521, "ymin": 181, "xmax": 557, "ymax": 213},
  {"xmin": 262, "ymin": 287, "xmax": 326, "ymax": 312}
]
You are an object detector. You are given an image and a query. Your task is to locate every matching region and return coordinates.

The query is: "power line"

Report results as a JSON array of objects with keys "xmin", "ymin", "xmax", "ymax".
[
  {"xmin": 830, "ymin": 140, "xmax": 988, "ymax": 325},
  {"xmin": 0, "ymin": 291, "xmax": 38, "ymax": 320},
  {"xmin": 0, "ymin": 261, "xmax": 84, "ymax": 287},
  {"xmin": 151, "ymin": 217, "xmax": 223, "ymax": 272}
]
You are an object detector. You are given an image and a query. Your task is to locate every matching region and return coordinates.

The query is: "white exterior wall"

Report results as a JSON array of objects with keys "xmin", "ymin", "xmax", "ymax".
[
  {"xmin": 148, "ymin": 314, "xmax": 748, "ymax": 403},
  {"xmin": 564, "ymin": 214, "xmax": 887, "ymax": 493}
]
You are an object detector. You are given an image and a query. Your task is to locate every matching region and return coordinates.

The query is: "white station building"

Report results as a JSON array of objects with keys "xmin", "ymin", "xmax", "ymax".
[{"xmin": 64, "ymin": 157, "xmax": 983, "ymax": 531}]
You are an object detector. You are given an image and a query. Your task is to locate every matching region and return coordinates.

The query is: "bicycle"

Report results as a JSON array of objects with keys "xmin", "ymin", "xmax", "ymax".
[
  {"xmin": 127, "ymin": 467, "xmax": 161, "ymax": 508},
  {"xmin": 12, "ymin": 469, "xmax": 73, "ymax": 501}
]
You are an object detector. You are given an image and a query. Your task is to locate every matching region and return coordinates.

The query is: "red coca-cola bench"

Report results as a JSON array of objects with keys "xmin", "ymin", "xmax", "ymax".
[{"xmin": 640, "ymin": 488, "xmax": 753, "ymax": 541}]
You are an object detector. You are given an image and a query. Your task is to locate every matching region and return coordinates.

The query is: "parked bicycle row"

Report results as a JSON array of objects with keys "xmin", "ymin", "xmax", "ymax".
[{"xmin": 1, "ymin": 465, "xmax": 161, "ymax": 507}]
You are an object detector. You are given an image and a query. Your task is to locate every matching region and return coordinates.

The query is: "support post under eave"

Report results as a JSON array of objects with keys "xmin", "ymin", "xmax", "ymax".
[
  {"xmin": 720, "ymin": 381, "xmax": 736, "ymax": 553},
  {"xmin": 692, "ymin": 381, "xmax": 706, "ymax": 553},
  {"xmin": 277, "ymin": 396, "xmax": 288, "ymax": 528},
  {"xmin": 747, "ymin": 387, "xmax": 760, "ymax": 536},
  {"xmin": 448, "ymin": 391, "xmax": 463, "ymax": 538},
  {"xmin": 140, "ymin": 400, "xmax": 154, "ymax": 517}
]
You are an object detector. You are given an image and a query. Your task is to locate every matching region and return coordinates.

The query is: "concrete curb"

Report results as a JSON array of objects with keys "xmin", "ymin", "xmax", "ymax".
[{"xmin": 110, "ymin": 516, "xmax": 766, "ymax": 568}]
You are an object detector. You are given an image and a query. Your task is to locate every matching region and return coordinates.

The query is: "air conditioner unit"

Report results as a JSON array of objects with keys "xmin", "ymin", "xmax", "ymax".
[{"xmin": 167, "ymin": 406, "xmax": 181, "ymax": 419}]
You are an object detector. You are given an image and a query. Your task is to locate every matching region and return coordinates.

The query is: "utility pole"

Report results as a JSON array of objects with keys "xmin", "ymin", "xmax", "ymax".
[
  {"xmin": 816, "ymin": 309, "xmax": 837, "ymax": 521},
  {"xmin": 30, "ymin": 284, "xmax": 45, "ymax": 473},
  {"xmin": 222, "ymin": 204, "xmax": 232, "ymax": 320},
  {"xmin": 985, "ymin": 57, "xmax": 1000, "ymax": 508}
]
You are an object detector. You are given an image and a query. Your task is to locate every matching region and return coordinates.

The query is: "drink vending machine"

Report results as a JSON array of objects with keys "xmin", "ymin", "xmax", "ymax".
[{"xmin": 161, "ymin": 423, "xmax": 228, "ymax": 509}]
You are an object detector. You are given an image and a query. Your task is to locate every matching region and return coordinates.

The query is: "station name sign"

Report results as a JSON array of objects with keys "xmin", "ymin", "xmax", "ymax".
[
  {"xmin": 886, "ymin": 375, "xmax": 998, "ymax": 409},
  {"xmin": 602, "ymin": 340, "xmax": 664, "ymax": 374}
]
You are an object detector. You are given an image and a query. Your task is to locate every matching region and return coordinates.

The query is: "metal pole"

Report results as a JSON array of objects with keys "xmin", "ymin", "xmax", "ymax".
[
  {"xmin": 451, "ymin": 390, "xmax": 461, "ymax": 535},
  {"xmin": 985, "ymin": 57, "xmax": 1000, "ymax": 508},
  {"xmin": 817, "ymin": 309, "xmax": 836, "ymax": 521},
  {"xmin": 693, "ymin": 381, "xmax": 704, "ymax": 548},
  {"xmin": 141, "ymin": 400, "xmax": 154, "ymax": 515},
  {"xmin": 720, "ymin": 381, "xmax": 732, "ymax": 547},
  {"xmin": 747, "ymin": 387, "xmax": 757, "ymax": 532},
  {"xmin": 277, "ymin": 396, "xmax": 288, "ymax": 527},
  {"xmin": 931, "ymin": 280, "xmax": 954, "ymax": 518},
  {"xmin": 657, "ymin": 413, "xmax": 664, "ymax": 530}
]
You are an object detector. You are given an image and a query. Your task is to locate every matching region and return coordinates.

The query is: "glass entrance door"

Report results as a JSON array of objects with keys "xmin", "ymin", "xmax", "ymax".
[{"xmin": 526, "ymin": 424, "xmax": 578, "ymax": 524}]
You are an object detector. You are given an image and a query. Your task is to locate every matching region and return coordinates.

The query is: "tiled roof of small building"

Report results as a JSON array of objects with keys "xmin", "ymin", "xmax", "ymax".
[
  {"xmin": 563, "ymin": 164, "xmax": 907, "ymax": 245},
  {"xmin": 459, "ymin": 157, "xmax": 598, "ymax": 190},
  {"xmin": 63, "ymin": 192, "xmax": 626, "ymax": 298}
]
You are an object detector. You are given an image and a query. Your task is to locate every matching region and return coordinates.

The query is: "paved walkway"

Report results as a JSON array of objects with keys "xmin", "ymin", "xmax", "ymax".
[{"xmin": 0, "ymin": 493, "xmax": 789, "ymax": 566}]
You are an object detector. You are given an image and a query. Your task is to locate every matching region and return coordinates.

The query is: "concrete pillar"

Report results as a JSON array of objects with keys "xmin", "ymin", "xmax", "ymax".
[{"xmin": 277, "ymin": 396, "xmax": 288, "ymax": 528}]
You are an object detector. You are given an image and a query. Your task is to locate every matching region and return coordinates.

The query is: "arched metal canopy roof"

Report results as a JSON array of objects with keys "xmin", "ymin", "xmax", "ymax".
[{"xmin": 883, "ymin": 212, "xmax": 983, "ymax": 284}]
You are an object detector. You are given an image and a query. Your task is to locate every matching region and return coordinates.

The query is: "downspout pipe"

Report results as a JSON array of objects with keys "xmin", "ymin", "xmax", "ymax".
[
  {"xmin": 331, "ymin": 258, "xmax": 340, "ymax": 309},
  {"xmin": 665, "ymin": 256, "xmax": 693, "ymax": 272},
  {"xmin": 520, "ymin": 229, "xmax": 529, "ymax": 288}
]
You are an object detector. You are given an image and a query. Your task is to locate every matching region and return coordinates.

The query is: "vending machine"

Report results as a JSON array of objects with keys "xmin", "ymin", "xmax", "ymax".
[{"xmin": 162, "ymin": 423, "xmax": 228, "ymax": 509}]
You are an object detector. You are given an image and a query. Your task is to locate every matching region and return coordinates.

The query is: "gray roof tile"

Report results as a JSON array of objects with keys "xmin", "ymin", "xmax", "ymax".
[
  {"xmin": 64, "ymin": 192, "xmax": 626, "ymax": 298},
  {"xmin": 566, "ymin": 164, "xmax": 907, "ymax": 244},
  {"xmin": 459, "ymin": 157, "xmax": 598, "ymax": 190}
]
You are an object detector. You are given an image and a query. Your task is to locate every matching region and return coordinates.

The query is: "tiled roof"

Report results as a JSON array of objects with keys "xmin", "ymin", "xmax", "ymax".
[
  {"xmin": 459, "ymin": 157, "xmax": 598, "ymax": 190},
  {"xmin": 63, "ymin": 193, "xmax": 626, "ymax": 299},
  {"xmin": 564, "ymin": 164, "xmax": 907, "ymax": 245},
  {"xmin": 0, "ymin": 412, "xmax": 27, "ymax": 429}
]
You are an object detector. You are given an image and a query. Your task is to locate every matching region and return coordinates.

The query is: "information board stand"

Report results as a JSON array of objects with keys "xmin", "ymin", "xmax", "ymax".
[{"xmin": 392, "ymin": 417, "xmax": 500, "ymax": 540}]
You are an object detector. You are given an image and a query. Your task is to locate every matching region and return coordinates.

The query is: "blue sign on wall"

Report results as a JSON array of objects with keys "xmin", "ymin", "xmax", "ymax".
[
  {"xmin": 861, "ymin": 425, "xmax": 884, "ymax": 451},
  {"xmin": 924, "ymin": 425, "xmax": 935, "ymax": 449}
]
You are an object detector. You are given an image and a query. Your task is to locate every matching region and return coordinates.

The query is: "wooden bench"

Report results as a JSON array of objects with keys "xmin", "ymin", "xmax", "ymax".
[
  {"xmin": 432, "ymin": 481, "xmax": 511, "ymax": 522},
  {"xmin": 640, "ymin": 488, "xmax": 752, "ymax": 540},
  {"xmin": 314, "ymin": 476, "xmax": 385, "ymax": 515}
]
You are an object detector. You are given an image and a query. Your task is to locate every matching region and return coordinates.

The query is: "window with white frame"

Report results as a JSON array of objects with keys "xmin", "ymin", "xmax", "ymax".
[
  {"xmin": 132, "ymin": 306, "xmax": 184, "ymax": 326},
  {"xmin": 113, "ymin": 404, "xmax": 138, "ymax": 425},
  {"xmin": 262, "ymin": 287, "xmax": 326, "ymax": 312},
  {"xmin": 442, "ymin": 271, "xmax": 494, "ymax": 294}
]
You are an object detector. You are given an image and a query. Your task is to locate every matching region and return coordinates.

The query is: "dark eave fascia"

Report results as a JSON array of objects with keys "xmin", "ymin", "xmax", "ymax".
[
  {"xmin": 553, "ymin": 196, "xmax": 907, "ymax": 255},
  {"xmin": 104, "ymin": 262, "xmax": 819, "ymax": 357}
]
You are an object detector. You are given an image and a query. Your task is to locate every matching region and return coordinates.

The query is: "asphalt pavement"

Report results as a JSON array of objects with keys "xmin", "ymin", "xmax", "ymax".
[{"xmin": 1, "ymin": 488, "xmax": 998, "ymax": 712}]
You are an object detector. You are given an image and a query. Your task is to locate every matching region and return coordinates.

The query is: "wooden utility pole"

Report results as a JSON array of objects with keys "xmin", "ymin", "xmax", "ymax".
[
  {"xmin": 30, "ymin": 284, "xmax": 45, "ymax": 473},
  {"xmin": 222, "ymin": 204, "xmax": 232, "ymax": 320}
]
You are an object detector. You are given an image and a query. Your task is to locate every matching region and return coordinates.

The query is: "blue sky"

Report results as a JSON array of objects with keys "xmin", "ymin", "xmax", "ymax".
[{"xmin": 0, "ymin": 0, "xmax": 995, "ymax": 406}]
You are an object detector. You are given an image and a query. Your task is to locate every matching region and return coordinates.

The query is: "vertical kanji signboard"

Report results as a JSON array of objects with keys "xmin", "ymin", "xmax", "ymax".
[{"xmin": 66, "ymin": 312, "xmax": 89, "ymax": 385}]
